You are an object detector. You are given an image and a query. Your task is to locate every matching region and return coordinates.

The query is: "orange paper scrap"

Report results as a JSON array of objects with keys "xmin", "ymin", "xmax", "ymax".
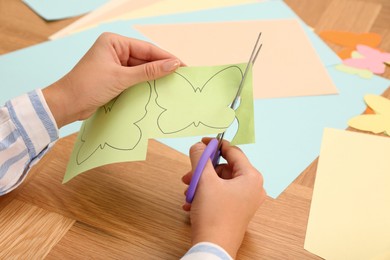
[{"xmin": 319, "ymin": 31, "xmax": 382, "ymax": 59}]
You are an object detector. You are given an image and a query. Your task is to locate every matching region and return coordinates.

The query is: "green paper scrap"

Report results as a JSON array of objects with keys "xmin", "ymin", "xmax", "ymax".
[{"xmin": 64, "ymin": 63, "xmax": 254, "ymax": 182}]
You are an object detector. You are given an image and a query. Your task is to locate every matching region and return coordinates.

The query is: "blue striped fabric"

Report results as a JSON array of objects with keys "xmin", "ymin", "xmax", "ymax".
[
  {"xmin": 6, "ymin": 99, "xmax": 36, "ymax": 159},
  {"xmin": 28, "ymin": 91, "xmax": 58, "ymax": 142},
  {"xmin": 0, "ymin": 130, "xmax": 18, "ymax": 151},
  {"xmin": 0, "ymin": 150, "xmax": 28, "ymax": 179},
  {"xmin": 0, "ymin": 89, "xmax": 58, "ymax": 195}
]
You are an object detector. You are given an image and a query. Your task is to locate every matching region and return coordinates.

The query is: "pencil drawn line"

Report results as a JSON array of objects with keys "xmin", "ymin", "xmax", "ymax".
[
  {"xmin": 76, "ymin": 82, "xmax": 152, "ymax": 165},
  {"xmin": 154, "ymin": 65, "xmax": 243, "ymax": 135}
]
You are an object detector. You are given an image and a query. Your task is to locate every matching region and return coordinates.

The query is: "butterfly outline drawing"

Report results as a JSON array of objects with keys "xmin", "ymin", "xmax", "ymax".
[
  {"xmin": 154, "ymin": 65, "xmax": 244, "ymax": 135},
  {"xmin": 76, "ymin": 81, "xmax": 152, "ymax": 165}
]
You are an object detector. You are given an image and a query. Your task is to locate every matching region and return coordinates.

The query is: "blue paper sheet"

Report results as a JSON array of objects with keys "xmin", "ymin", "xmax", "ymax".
[
  {"xmin": 158, "ymin": 68, "xmax": 390, "ymax": 198},
  {"xmin": 22, "ymin": 0, "xmax": 108, "ymax": 20},
  {"xmin": 1, "ymin": 1, "xmax": 339, "ymax": 138}
]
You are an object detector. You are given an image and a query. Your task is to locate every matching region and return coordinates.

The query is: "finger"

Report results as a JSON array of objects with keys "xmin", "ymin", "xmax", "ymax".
[
  {"xmin": 220, "ymin": 143, "xmax": 253, "ymax": 178},
  {"xmin": 200, "ymin": 137, "xmax": 226, "ymax": 146},
  {"xmin": 182, "ymin": 203, "xmax": 191, "ymax": 211},
  {"xmin": 182, "ymin": 171, "xmax": 192, "ymax": 185},
  {"xmin": 215, "ymin": 164, "xmax": 234, "ymax": 179},
  {"xmin": 189, "ymin": 141, "xmax": 207, "ymax": 171},
  {"xmin": 127, "ymin": 57, "xmax": 148, "ymax": 67},
  {"xmin": 188, "ymin": 141, "xmax": 216, "ymax": 181},
  {"xmin": 126, "ymin": 56, "xmax": 187, "ymax": 68},
  {"xmin": 119, "ymin": 58, "xmax": 181, "ymax": 86},
  {"xmin": 201, "ymin": 138, "xmax": 234, "ymax": 179},
  {"xmin": 104, "ymin": 33, "xmax": 180, "ymax": 63},
  {"xmin": 127, "ymin": 37, "xmax": 180, "ymax": 62},
  {"xmin": 201, "ymin": 136, "xmax": 230, "ymax": 142},
  {"xmin": 200, "ymin": 137, "xmax": 213, "ymax": 145}
]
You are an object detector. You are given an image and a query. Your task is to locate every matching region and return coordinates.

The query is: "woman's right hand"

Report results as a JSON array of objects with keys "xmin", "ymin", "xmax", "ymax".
[{"xmin": 182, "ymin": 138, "xmax": 267, "ymax": 258}]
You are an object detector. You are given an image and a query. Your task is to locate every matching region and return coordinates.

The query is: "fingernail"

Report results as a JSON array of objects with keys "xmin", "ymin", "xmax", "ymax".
[{"xmin": 162, "ymin": 59, "xmax": 180, "ymax": 72}]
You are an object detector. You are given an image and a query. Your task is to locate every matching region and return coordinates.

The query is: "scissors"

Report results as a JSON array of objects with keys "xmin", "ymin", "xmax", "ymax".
[{"xmin": 186, "ymin": 33, "xmax": 263, "ymax": 203}]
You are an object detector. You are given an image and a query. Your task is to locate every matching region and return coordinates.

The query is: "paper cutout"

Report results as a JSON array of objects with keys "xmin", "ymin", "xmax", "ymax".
[
  {"xmin": 343, "ymin": 45, "xmax": 390, "ymax": 74},
  {"xmin": 348, "ymin": 94, "xmax": 390, "ymax": 136},
  {"xmin": 304, "ymin": 128, "xmax": 390, "ymax": 260},
  {"xmin": 134, "ymin": 19, "xmax": 338, "ymax": 99},
  {"xmin": 319, "ymin": 30, "xmax": 389, "ymax": 76},
  {"xmin": 351, "ymin": 50, "xmax": 364, "ymax": 58},
  {"xmin": 22, "ymin": 0, "xmax": 108, "ymax": 20},
  {"xmin": 319, "ymin": 31, "xmax": 382, "ymax": 48},
  {"xmin": 319, "ymin": 31, "xmax": 381, "ymax": 59},
  {"xmin": 158, "ymin": 66, "xmax": 390, "ymax": 198},
  {"xmin": 335, "ymin": 64, "xmax": 373, "ymax": 79},
  {"xmin": 365, "ymin": 106, "xmax": 375, "ymax": 114},
  {"xmin": 334, "ymin": 51, "xmax": 374, "ymax": 79},
  {"xmin": 64, "ymin": 64, "xmax": 254, "ymax": 182}
]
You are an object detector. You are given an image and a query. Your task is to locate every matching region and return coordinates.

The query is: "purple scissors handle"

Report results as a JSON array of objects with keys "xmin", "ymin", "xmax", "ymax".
[
  {"xmin": 186, "ymin": 138, "xmax": 219, "ymax": 203},
  {"xmin": 185, "ymin": 32, "xmax": 262, "ymax": 204}
]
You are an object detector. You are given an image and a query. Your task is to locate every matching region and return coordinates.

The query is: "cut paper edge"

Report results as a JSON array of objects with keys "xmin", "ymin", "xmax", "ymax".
[
  {"xmin": 335, "ymin": 64, "xmax": 373, "ymax": 79},
  {"xmin": 348, "ymin": 94, "xmax": 390, "ymax": 136},
  {"xmin": 319, "ymin": 31, "xmax": 382, "ymax": 48}
]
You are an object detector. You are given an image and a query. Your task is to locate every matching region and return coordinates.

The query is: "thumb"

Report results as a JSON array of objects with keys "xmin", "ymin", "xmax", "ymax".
[
  {"xmin": 121, "ymin": 58, "xmax": 180, "ymax": 86},
  {"xmin": 189, "ymin": 142, "xmax": 207, "ymax": 171},
  {"xmin": 189, "ymin": 141, "xmax": 217, "ymax": 181}
]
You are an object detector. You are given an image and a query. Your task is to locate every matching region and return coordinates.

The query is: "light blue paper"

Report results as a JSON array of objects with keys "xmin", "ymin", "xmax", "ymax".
[
  {"xmin": 0, "ymin": 0, "xmax": 339, "ymax": 138},
  {"xmin": 22, "ymin": 0, "xmax": 108, "ymax": 20},
  {"xmin": 158, "ymin": 67, "xmax": 390, "ymax": 198}
]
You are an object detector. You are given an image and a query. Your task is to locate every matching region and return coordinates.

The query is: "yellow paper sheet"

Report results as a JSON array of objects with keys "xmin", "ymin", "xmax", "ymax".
[
  {"xmin": 117, "ymin": 0, "xmax": 260, "ymax": 20},
  {"xmin": 49, "ymin": 0, "xmax": 259, "ymax": 39},
  {"xmin": 304, "ymin": 128, "xmax": 390, "ymax": 260},
  {"xmin": 49, "ymin": 0, "xmax": 162, "ymax": 39},
  {"xmin": 64, "ymin": 63, "xmax": 254, "ymax": 182},
  {"xmin": 134, "ymin": 19, "xmax": 338, "ymax": 99}
]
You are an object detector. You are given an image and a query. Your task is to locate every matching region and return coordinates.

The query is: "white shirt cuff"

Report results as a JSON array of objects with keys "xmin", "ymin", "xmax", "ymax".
[{"xmin": 181, "ymin": 242, "xmax": 233, "ymax": 260}]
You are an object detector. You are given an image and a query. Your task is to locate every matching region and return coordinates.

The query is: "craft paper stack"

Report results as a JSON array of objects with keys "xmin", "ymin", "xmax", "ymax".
[{"xmin": 2, "ymin": 0, "xmax": 389, "ymax": 199}]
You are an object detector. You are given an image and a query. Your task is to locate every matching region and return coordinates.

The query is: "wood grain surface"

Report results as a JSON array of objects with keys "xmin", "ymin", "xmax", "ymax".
[{"xmin": 0, "ymin": 0, "xmax": 389, "ymax": 259}]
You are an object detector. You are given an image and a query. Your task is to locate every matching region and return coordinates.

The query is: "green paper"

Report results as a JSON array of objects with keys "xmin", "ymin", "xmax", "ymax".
[
  {"xmin": 231, "ymin": 63, "xmax": 254, "ymax": 145},
  {"xmin": 64, "ymin": 63, "xmax": 254, "ymax": 182}
]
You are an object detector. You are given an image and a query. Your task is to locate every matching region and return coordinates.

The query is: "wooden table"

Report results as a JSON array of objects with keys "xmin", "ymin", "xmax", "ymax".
[{"xmin": 1, "ymin": 0, "xmax": 389, "ymax": 259}]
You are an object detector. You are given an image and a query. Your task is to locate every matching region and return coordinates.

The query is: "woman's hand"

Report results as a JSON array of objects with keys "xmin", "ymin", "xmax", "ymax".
[
  {"xmin": 182, "ymin": 138, "xmax": 267, "ymax": 258},
  {"xmin": 43, "ymin": 32, "xmax": 182, "ymax": 128}
]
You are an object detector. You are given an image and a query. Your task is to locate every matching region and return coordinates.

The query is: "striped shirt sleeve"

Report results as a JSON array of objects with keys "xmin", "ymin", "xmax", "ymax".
[
  {"xmin": 0, "ymin": 89, "xmax": 58, "ymax": 195},
  {"xmin": 181, "ymin": 242, "xmax": 233, "ymax": 260}
]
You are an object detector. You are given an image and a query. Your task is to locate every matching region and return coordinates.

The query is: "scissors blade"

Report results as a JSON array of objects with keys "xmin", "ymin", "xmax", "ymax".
[
  {"xmin": 230, "ymin": 32, "xmax": 262, "ymax": 111},
  {"xmin": 216, "ymin": 33, "xmax": 262, "ymax": 138},
  {"xmin": 213, "ymin": 32, "xmax": 262, "ymax": 165}
]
